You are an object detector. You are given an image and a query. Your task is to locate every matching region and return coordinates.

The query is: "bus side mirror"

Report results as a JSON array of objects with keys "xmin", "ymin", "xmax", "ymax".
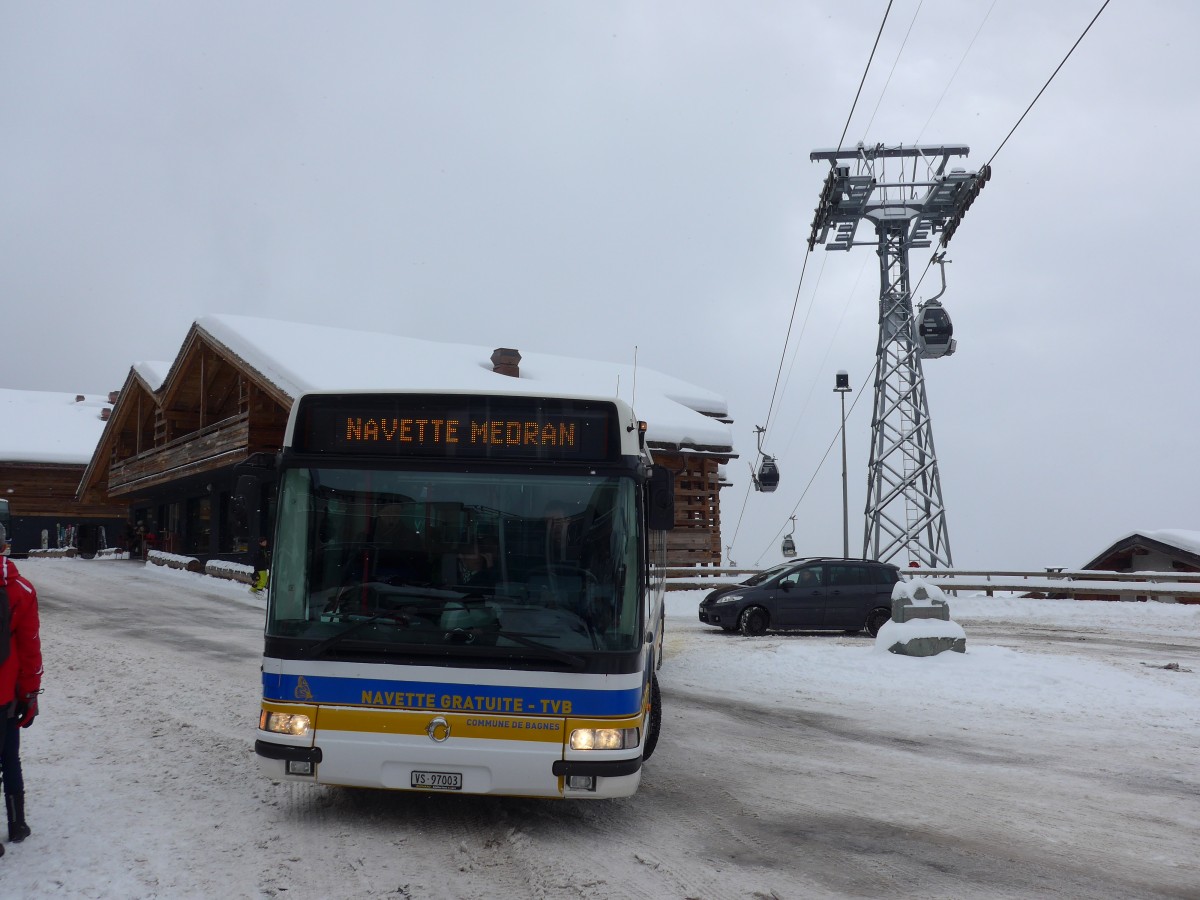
[{"xmin": 647, "ymin": 466, "xmax": 675, "ymax": 531}]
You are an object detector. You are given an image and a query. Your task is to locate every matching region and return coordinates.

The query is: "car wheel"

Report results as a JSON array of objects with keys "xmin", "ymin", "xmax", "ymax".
[
  {"xmin": 866, "ymin": 608, "xmax": 891, "ymax": 637},
  {"xmin": 642, "ymin": 672, "xmax": 662, "ymax": 761},
  {"xmin": 739, "ymin": 606, "xmax": 769, "ymax": 636}
]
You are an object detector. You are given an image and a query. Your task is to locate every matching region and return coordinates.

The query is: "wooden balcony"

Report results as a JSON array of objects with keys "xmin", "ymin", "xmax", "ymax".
[{"xmin": 108, "ymin": 413, "xmax": 250, "ymax": 496}]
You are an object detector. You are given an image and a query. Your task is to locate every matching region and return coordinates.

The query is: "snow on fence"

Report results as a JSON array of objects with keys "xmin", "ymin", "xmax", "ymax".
[
  {"xmin": 26, "ymin": 547, "xmax": 128, "ymax": 560},
  {"xmin": 146, "ymin": 550, "xmax": 254, "ymax": 585},
  {"xmin": 908, "ymin": 569, "xmax": 1200, "ymax": 602},
  {"xmin": 22, "ymin": 555, "xmax": 1199, "ymax": 601},
  {"xmin": 665, "ymin": 566, "xmax": 1200, "ymax": 602}
]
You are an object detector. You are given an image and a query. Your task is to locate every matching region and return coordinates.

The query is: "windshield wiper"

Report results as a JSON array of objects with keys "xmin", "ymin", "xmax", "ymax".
[
  {"xmin": 305, "ymin": 614, "xmax": 392, "ymax": 658},
  {"xmin": 491, "ymin": 630, "xmax": 587, "ymax": 670}
]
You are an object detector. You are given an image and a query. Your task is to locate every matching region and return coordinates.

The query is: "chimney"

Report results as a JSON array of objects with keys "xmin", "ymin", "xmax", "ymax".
[
  {"xmin": 75, "ymin": 395, "xmax": 85, "ymax": 402},
  {"xmin": 491, "ymin": 348, "xmax": 521, "ymax": 378},
  {"xmin": 108, "ymin": 390, "xmax": 120, "ymax": 404},
  {"xmin": 100, "ymin": 408, "xmax": 111, "ymax": 421}
]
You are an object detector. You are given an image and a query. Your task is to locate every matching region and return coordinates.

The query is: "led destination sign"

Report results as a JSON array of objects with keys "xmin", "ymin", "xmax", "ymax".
[{"xmin": 294, "ymin": 394, "xmax": 619, "ymax": 461}]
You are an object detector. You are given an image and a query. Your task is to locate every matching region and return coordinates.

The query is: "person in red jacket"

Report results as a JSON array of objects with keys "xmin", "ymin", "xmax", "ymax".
[{"xmin": 0, "ymin": 523, "xmax": 42, "ymax": 857}]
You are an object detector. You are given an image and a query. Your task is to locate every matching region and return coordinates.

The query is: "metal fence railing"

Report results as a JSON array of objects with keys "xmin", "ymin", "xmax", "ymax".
[{"xmin": 665, "ymin": 566, "xmax": 1200, "ymax": 601}]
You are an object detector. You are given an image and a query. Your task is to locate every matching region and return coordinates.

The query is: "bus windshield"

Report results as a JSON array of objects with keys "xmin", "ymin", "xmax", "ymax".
[{"xmin": 267, "ymin": 467, "xmax": 642, "ymax": 658}]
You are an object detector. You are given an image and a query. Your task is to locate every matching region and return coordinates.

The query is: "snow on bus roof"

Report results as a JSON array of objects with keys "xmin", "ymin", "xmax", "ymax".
[{"xmin": 197, "ymin": 314, "xmax": 733, "ymax": 452}]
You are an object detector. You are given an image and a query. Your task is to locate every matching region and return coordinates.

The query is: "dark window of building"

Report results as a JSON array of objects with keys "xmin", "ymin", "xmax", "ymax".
[
  {"xmin": 218, "ymin": 491, "xmax": 239, "ymax": 554},
  {"xmin": 185, "ymin": 496, "xmax": 211, "ymax": 555}
]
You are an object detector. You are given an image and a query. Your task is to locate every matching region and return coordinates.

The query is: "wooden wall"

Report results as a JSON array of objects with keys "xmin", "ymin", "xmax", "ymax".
[
  {"xmin": 654, "ymin": 451, "xmax": 724, "ymax": 568},
  {"xmin": 1, "ymin": 462, "xmax": 127, "ymax": 519}
]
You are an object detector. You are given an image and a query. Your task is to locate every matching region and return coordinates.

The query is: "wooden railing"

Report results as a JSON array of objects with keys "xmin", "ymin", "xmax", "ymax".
[
  {"xmin": 109, "ymin": 413, "xmax": 250, "ymax": 495},
  {"xmin": 664, "ymin": 567, "xmax": 759, "ymax": 591}
]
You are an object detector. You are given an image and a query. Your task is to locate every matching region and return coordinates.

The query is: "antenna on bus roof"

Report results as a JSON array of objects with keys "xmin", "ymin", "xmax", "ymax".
[{"xmin": 632, "ymin": 345, "xmax": 638, "ymax": 411}]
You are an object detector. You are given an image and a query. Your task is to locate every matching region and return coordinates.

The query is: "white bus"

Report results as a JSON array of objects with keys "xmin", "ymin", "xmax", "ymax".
[{"xmin": 250, "ymin": 391, "xmax": 674, "ymax": 798}]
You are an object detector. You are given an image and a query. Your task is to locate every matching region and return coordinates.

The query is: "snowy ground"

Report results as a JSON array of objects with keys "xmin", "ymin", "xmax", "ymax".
[{"xmin": 3, "ymin": 559, "xmax": 1198, "ymax": 899}]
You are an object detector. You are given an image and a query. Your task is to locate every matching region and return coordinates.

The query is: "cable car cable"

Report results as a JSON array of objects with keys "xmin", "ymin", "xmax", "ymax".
[
  {"xmin": 751, "ymin": 359, "xmax": 879, "ymax": 567},
  {"xmin": 773, "ymin": 251, "xmax": 830, "ymax": 424},
  {"xmin": 779, "ymin": 256, "xmax": 872, "ymax": 462},
  {"xmin": 760, "ymin": 247, "xmax": 815, "ymax": 438},
  {"xmin": 985, "ymin": 0, "xmax": 1111, "ymax": 168},
  {"xmin": 861, "ymin": 0, "xmax": 925, "ymax": 143},
  {"xmin": 836, "ymin": 0, "xmax": 895, "ymax": 154},
  {"xmin": 743, "ymin": 0, "xmax": 899, "ymax": 547},
  {"xmin": 914, "ymin": 0, "xmax": 999, "ymax": 145},
  {"xmin": 724, "ymin": 481, "xmax": 755, "ymax": 561},
  {"xmin": 909, "ymin": 0, "xmax": 1111, "ymax": 303},
  {"xmin": 738, "ymin": 0, "xmax": 920, "ymax": 557},
  {"xmin": 756, "ymin": 0, "xmax": 897, "ymax": 472}
]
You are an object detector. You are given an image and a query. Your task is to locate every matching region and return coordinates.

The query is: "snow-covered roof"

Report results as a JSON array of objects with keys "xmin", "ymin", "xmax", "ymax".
[
  {"xmin": 197, "ymin": 314, "xmax": 733, "ymax": 452},
  {"xmin": 1125, "ymin": 529, "xmax": 1200, "ymax": 557},
  {"xmin": 1083, "ymin": 529, "xmax": 1200, "ymax": 569},
  {"xmin": 133, "ymin": 361, "xmax": 172, "ymax": 391},
  {"xmin": 0, "ymin": 389, "xmax": 113, "ymax": 465}
]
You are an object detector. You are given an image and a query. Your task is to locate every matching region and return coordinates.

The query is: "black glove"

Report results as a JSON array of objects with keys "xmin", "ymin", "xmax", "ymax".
[{"xmin": 16, "ymin": 693, "xmax": 38, "ymax": 729}]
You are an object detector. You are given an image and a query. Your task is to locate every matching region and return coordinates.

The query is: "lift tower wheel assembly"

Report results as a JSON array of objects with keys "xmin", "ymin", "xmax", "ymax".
[{"xmin": 807, "ymin": 142, "xmax": 989, "ymax": 568}]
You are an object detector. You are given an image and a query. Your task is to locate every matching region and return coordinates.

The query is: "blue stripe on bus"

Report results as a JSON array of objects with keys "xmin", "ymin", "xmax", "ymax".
[{"xmin": 263, "ymin": 673, "xmax": 643, "ymax": 717}]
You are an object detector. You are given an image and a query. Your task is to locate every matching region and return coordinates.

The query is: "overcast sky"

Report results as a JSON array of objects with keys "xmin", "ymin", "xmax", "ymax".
[{"xmin": 2, "ymin": 1, "xmax": 1195, "ymax": 572}]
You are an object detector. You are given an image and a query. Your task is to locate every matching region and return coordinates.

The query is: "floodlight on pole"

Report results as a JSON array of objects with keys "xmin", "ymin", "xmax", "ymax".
[{"xmin": 834, "ymin": 371, "xmax": 852, "ymax": 559}]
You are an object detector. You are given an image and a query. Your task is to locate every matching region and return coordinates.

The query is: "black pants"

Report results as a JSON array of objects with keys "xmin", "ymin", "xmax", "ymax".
[{"xmin": 0, "ymin": 714, "xmax": 21, "ymax": 795}]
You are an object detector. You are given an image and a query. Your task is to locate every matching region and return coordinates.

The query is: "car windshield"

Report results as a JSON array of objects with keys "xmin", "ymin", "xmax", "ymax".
[
  {"xmin": 266, "ymin": 467, "xmax": 641, "ymax": 657},
  {"xmin": 744, "ymin": 562, "xmax": 797, "ymax": 586}
]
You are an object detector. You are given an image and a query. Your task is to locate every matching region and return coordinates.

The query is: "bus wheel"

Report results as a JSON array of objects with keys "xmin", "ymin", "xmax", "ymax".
[{"xmin": 642, "ymin": 673, "xmax": 662, "ymax": 761}]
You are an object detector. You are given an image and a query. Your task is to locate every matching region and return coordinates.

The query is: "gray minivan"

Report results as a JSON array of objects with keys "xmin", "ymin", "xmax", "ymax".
[{"xmin": 697, "ymin": 558, "xmax": 900, "ymax": 637}]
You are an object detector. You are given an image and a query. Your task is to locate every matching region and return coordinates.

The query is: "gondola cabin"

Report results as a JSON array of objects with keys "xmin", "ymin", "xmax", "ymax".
[
  {"xmin": 756, "ymin": 456, "xmax": 780, "ymax": 492},
  {"xmin": 781, "ymin": 534, "xmax": 797, "ymax": 557},
  {"xmin": 916, "ymin": 300, "xmax": 956, "ymax": 359}
]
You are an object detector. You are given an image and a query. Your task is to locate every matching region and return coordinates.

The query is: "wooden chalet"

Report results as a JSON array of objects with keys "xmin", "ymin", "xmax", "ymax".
[
  {"xmin": 0, "ymin": 390, "xmax": 127, "ymax": 556},
  {"xmin": 78, "ymin": 326, "xmax": 290, "ymax": 559},
  {"xmin": 1076, "ymin": 530, "xmax": 1200, "ymax": 603},
  {"xmin": 77, "ymin": 316, "xmax": 736, "ymax": 568}
]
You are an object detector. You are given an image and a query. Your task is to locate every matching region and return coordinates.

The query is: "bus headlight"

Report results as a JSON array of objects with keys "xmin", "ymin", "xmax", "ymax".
[
  {"xmin": 569, "ymin": 727, "xmax": 639, "ymax": 751},
  {"xmin": 260, "ymin": 710, "xmax": 312, "ymax": 737}
]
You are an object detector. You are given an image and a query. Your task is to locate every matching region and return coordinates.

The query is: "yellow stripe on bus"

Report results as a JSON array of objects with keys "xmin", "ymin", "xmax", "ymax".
[
  {"xmin": 262, "ymin": 703, "xmax": 645, "ymax": 744},
  {"xmin": 318, "ymin": 707, "xmax": 566, "ymax": 742}
]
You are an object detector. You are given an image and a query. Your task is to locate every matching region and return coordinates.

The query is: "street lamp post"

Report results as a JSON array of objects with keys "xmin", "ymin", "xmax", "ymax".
[{"xmin": 834, "ymin": 371, "xmax": 852, "ymax": 558}]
